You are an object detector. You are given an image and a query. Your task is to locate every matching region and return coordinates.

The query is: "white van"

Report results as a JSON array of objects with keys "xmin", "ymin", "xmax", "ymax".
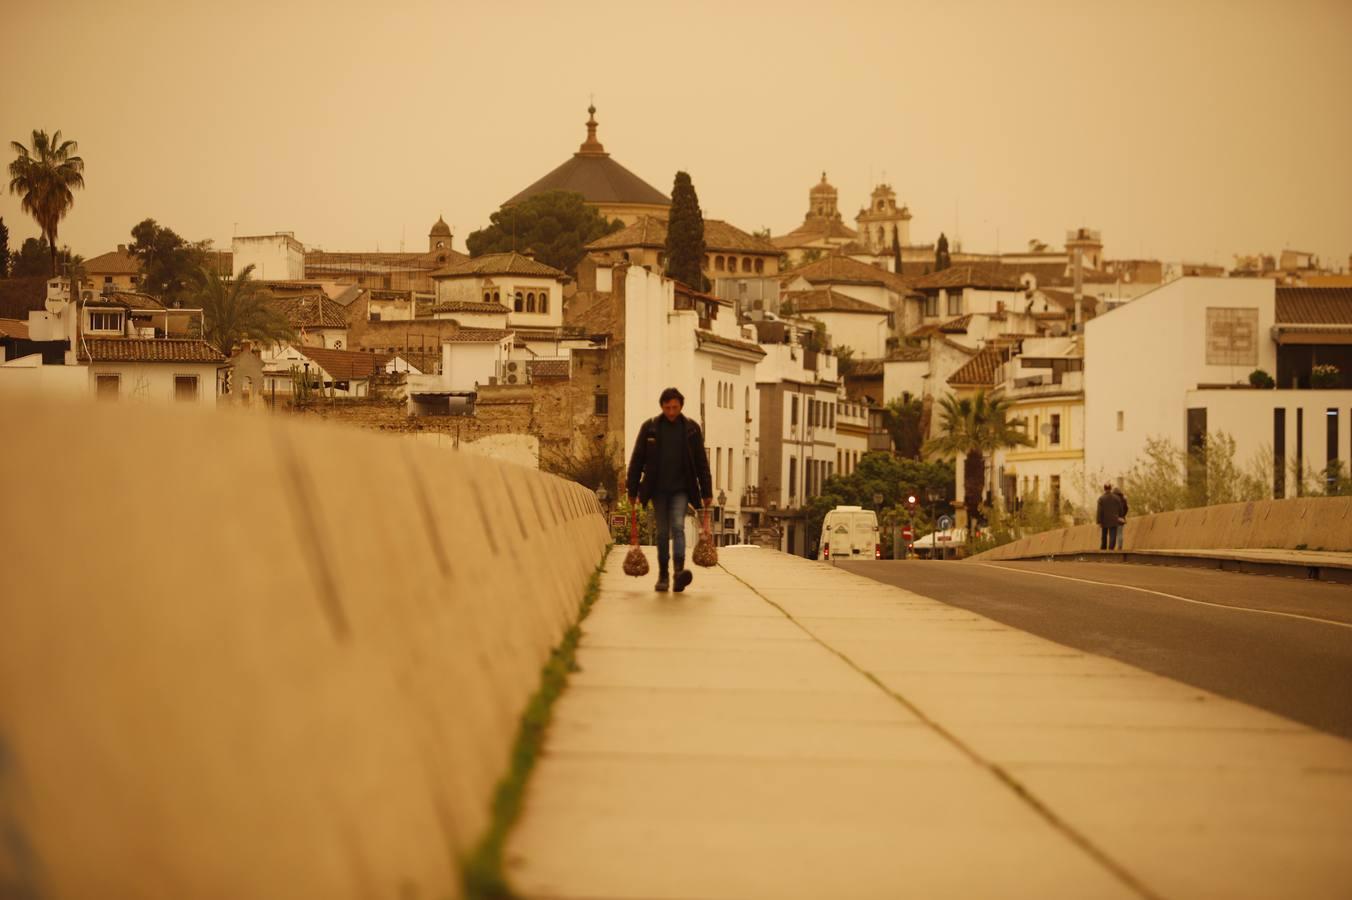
[{"xmin": 819, "ymin": 506, "xmax": 881, "ymax": 561}]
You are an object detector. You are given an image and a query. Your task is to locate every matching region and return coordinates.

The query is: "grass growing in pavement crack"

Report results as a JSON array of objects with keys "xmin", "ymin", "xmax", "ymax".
[{"xmin": 461, "ymin": 554, "xmax": 608, "ymax": 900}]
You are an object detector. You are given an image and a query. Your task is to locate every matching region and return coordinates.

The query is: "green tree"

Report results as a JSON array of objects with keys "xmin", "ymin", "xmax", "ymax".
[
  {"xmin": 883, "ymin": 391, "xmax": 925, "ymax": 459},
  {"xmin": 891, "ymin": 228, "xmax": 902, "ymax": 274},
  {"xmin": 804, "ymin": 452, "xmax": 954, "ymax": 555},
  {"xmin": 10, "ymin": 236, "xmax": 77, "ymax": 277},
  {"xmin": 193, "ymin": 265, "xmax": 294, "ymax": 355},
  {"xmin": 834, "ymin": 345, "xmax": 856, "ymax": 375},
  {"xmin": 467, "ymin": 190, "xmax": 622, "ymax": 275},
  {"xmin": 934, "ymin": 232, "xmax": 951, "ymax": 272},
  {"xmin": 664, "ymin": 171, "xmax": 707, "ymax": 290},
  {"xmin": 1122, "ymin": 432, "xmax": 1269, "ymax": 513},
  {"xmin": 7, "ymin": 129, "xmax": 85, "ymax": 276},
  {"xmin": 0, "ymin": 216, "xmax": 8, "ymax": 278},
  {"xmin": 923, "ymin": 391, "xmax": 1031, "ymax": 521},
  {"xmin": 129, "ymin": 218, "xmax": 209, "ymax": 306}
]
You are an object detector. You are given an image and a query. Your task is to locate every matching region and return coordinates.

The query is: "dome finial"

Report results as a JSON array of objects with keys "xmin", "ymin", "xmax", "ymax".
[{"xmin": 578, "ymin": 101, "xmax": 607, "ymax": 156}]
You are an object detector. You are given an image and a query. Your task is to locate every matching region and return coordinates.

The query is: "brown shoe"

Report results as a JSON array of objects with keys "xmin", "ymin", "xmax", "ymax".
[{"xmin": 673, "ymin": 569, "xmax": 693, "ymax": 593}]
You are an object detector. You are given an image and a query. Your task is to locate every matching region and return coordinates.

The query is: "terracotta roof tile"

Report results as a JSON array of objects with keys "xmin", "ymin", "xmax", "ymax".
[
  {"xmin": 783, "ymin": 254, "xmax": 912, "ymax": 294},
  {"xmin": 266, "ymin": 293, "xmax": 348, "ymax": 329},
  {"xmin": 298, "ymin": 346, "xmax": 391, "ymax": 380},
  {"xmin": 908, "ymin": 314, "xmax": 972, "ymax": 338},
  {"xmin": 430, "ymin": 252, "xmax": 566, "ymax": 280},
  {"xmin": 0, "ymin": 318, "xmax": 31, "ymax": 339},
  {"xmin": 772, "ymin": 217, "xmax": 858, "ymax": 248},
  {"xmin": 783, "ymin": 288, "xmax": 887, "ymax": 314},
  {"xmin": 913, "ymin": 265, "xmax": 1023, "ymax": 291},
  {"xmin": 504, "ymin": 112, "xmax": 669, "ymax": 208},
  {"xmin": 429, "ymin": 300, "xmax": 511, "ymax": 314},
  {"xmin": 84, "ymin": 248, "xmax": 143, "ymax": 275},
  {"xmin": 947, "ymin": 347, "xmax": 1004, "ymax": 386},
  {"xmin": 79, "ymin": 338, "xmax": 226, "ymax": 363},
  {"xmin": 527, "ymin": 359, "xmax": 570, "ymax": 379},
  {"xmin": 87, "ymin": 291, "xmax": 166, "ymax": 311},
  {"xmin": 443, "ymin": 327, "xmax": 513, "ymax": 344},
  {"xmin": 847, "ymin": 359, "xmax": 884, "ymax": 376},
  {"xmin": 1275, "ymin": 287, "xmax": 1352, "ymax": 324},
  {"xmin": 586, "ymin": 216, "xmax": 779, "ymax": 255},
  {"xmin": 888, "ymin": 347, "xmax": 930, "ymax": 362}
]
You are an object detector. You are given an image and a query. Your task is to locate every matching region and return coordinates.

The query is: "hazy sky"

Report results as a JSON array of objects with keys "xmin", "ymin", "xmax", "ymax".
[{"xmin": 4, "ymin": 0, "xmax": 1350, "ymax": 268}]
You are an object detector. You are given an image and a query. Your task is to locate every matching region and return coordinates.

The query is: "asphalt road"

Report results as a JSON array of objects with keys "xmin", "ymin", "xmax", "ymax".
[{"xmin": 838, "ymin": 558, "xmax": 1352, "ymax": 739}]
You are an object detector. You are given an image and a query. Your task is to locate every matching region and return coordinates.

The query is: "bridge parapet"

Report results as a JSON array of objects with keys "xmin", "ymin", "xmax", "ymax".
[{"xmin": 0, "ymin": 396, "xmax": 608, "ymax": 899}]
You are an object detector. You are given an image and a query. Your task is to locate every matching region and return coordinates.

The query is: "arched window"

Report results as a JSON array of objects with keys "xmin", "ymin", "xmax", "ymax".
[
  {"xmin": 741, "ymin": 257, "xmax": 752, "ymax": 273},
  {"xmin": 715, "ymin": 256, "xmax": 725, "ymax": 272},
  {"xmin": 526, "ymin": 292, "xmax": 536, "ymax": 313},
  {"xmin": 493, "ymin": 290, "xmax": 500, "ymax": 304},
  {"xmin": 877, "ymin": 226, "xmax": 884, "ymax": 245},
  {"xmin": 514, "ymin": 291, "xmax": 524, "ymax": 313},
  {"xmin": 538, "ymin": 291, "xmax": 548, "ymax": 314},
  {"xmin": 744, "ymin": 386, "xmax": 750, "ymax": 414},
  {"xmin": 755, "ymin": 258, "xmax": 764, "ymax": 273},
  {"xmin": 483, "ymin": 291, "xmax": 491, "ymax": 303}
]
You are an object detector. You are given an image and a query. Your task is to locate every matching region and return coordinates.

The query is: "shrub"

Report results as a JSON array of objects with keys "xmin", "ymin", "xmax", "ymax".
[{"xmin": 1248, "ymin": 369, "xmax": 1275, "ymax": 389}]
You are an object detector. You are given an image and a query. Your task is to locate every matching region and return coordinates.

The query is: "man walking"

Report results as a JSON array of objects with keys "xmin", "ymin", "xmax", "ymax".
[
  {"xmin": 1112, "ymin": 486, "xmax": 1129, "ymax": 549},
  {"xmin": 1097, "ymin": 483, "xmax": 1124, "ymax": 551},
  {"xmin": 627, "ymin": 387, "xmax": 713, "ymax": 593}
]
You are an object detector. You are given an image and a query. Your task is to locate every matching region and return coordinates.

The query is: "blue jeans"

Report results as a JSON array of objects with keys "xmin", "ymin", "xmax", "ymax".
[
  {"xmin": 653, "ymin": 491, "xmax": 688, "ymax": 573},
  {"xmin": 1113, "ymin": 525, "xmax": 1124, "ymax": 550}
]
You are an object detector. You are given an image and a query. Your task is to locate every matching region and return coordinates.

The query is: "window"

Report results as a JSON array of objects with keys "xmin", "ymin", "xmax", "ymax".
[
  {"xmin": 95, "ymin": 374, "xmax": 120, "ymax": 400},
  {"xmin": 755, "ymin": 258, "xmax": 764, "ymax": 274},
  {"xmin": 788, "ymin": 458, "xmax": 798, "ymax": 501},
  {"xmin": 925, "ymin": 295, "xmax": 938, "ymax": 317},
  {"xmin": 947, "ymin": 289, "xmax": 962, "ymax": 316},
  {"xmin": 716, "ymin": 448, "xmax": 723, "ymax": 489},
  {"xmin": 538, "ymin": 291, "xmax": 548, "ymax": 314},
  {"xmin": 791, "ymin": 395, "xmax": 799, "ymax": 426},
  {"xmin": 1116, "ymin": 410, "xmax": 1124, "ymax": 432},
  {"xmin": 174, "ymin": 375, "xmax": 199, "ymax": 402},
  {"xmin": 1273, "ymin": 408, "xmax": 1286, "ymax": 499},
  {"xmin": 1049, "ymin": 414, "xmax": 1061, "ymax": 446},
  {"xmin": 1050, "ymin": 475, "xmax": 1062, "ymax": 516},
  {"xmin": 526, "ymin": 292, "xmax": 536, "ymax": 313},
  {"xmin": 1328, "ymin": 409, "xmax": 1340, "ymax": 491},
  {"xmin": 727, "ymin": 451, "xmax": 734, "ymax": 494},
  {"xmin": 594, "ymin": 393, "xmax": 609, "ymax": 415},
  {"xmin": 715, "ymin": 256, "xmax": 726, "ymax": 271},
  {"xmin": 493, "ymin": 290, "xmax": 501, "ymax": 304},
  {"xmin": 483, "ymin": 291, "xmax": 492, "ymax": 303},
  {"xmin": 88, "ymin": 311, "xmax": 122, "ymax": 332},
  {"xmin": 741, "ymin": 257, "xmax": 752, "ymax": 273},
  {"xmin": 103, "ymin": 275, "xmax": 113, "ymax": 284},
  {"xmin": 514, "ymin": 291, "xmax": 524, "ymax": 313}
]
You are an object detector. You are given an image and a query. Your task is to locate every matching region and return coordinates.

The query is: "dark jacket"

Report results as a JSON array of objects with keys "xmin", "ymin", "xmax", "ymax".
[
  {"xmin": 626, "ymin": 413, "xmax": 713, "ymax": 505},
  {"xmin": 1096, "ymin": 491, "xmax": 1124, "ymax": 527},
  {"xmin": 1113, "ymin": 489, "xmax": 1129, "ymax": 517}
]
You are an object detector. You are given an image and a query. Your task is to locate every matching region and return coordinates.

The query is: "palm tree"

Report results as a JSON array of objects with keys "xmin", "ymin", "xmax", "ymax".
[
  {"xmin": 923, "ymin": 391, "xmax": 1031, "ymax": 521},
  {"xmin": 194, "ymin": 265, "xmax": 294, "ymax": 355},
  {"xmin": 883, "ymin": 391, "xmax": 925, "ymax": 458},
  {"xmin": 8, "ymin": 130, "xmax": 85, "ymax": 277}
]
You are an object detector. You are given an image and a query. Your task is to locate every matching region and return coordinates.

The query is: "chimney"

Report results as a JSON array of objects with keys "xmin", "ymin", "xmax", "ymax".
[{"xmin": 117, "ymin": 244, "xmax": 127, "ymax": 253}]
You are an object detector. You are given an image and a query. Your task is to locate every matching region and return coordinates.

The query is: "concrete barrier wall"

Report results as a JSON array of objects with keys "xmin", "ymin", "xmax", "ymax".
[
  {"xmin": 0, "ymin": 396, "xmax": 610, "ymax": 900},
  {"xmin": 972, "ymin": 496, "xmax": 1352, "ymax": 561}
]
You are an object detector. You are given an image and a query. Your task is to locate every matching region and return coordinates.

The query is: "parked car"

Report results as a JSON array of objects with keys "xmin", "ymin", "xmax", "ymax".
[{"xmin": 819, "ymin": 506, "xmax": 881, "ymax": 561}]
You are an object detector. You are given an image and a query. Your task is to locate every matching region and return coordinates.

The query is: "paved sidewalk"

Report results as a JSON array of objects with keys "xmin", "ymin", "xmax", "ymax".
[{"xmin": 505, "ymin": 547, "xmax": 1352, "ymax": 899}]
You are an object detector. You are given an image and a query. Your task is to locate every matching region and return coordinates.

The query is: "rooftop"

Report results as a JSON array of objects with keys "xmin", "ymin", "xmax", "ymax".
[
  {"xmin": 298, "ymin": 346, "xmax": 392, "ymax": 380},
  {"xmin": 429, "ymin": 300, "xmax": 512, "ymax": 315},
  {"xmin": 913, "ymin": 265, "xmax": 1024, "ymax": 292},
  {"xmin": 1275, "ymin": 287, "xmax": 1352, "ymax": 324},
  {"xmin": 443, "ymin": 327, "xmax": 514, "ymax": 344},
  {"xmin": 503, "ymin": 106, "xmax": 669, "ymax": 210},
  {"xmin": 586, "ymin": 215, "xmax": 779, "ymax": 256},
  {"xmin": 265, "ymin": 293, "xmax": 348, "ymax": 329},
  {"xmin": 84, "ymin": 247, "xmax": 142, "ymax": 275},
  {"xmin": 947, "ymin": 347, "xmax": 1005, "ymax": 387},
  {"xmin": 783, "ymin": 254, "xmax": 913, "ymax": 294},
  {"xmin": 430, "ymin": 252, "xmax": 567, "ymax": 281},
  {"xmin": 79, "ymin": 338, "xmax": 226, "ymax": 363},
  {"xmin": 784, "ymin": 288, "xmax": 887, "ymax": 314}
]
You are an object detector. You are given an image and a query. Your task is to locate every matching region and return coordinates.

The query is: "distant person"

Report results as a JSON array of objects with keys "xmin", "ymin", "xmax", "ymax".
[
  {"xmin": 627, "ymin": 387, "xmax": 713, "ymax": 593},
  {"xmin": 1112, "ymin": 487, "xmax": 1129, "ymax": 549},
  {"xmin": 1097, "ymin": 483, "xmax": 1124, "ymax": 551}
]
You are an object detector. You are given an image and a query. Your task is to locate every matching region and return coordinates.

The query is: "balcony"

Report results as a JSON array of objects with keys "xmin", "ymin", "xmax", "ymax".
[{"xmin": 741, "ymin": 487, "xmax": 762, "ymax": 509}]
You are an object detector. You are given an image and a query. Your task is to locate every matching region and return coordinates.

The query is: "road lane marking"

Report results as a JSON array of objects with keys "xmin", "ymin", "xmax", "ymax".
[{"xmin": 980, "ymin": 563, "xmax": 1352, "ymax": 630}]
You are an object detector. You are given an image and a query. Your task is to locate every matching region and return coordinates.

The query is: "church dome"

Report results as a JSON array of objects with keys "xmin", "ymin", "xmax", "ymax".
[
  {"xmin": 429, "ymin": 216, "xmax": 452, "ymax": 237},
  {"xmin": 502, "ymin": 106, "xmax": 669, "ymax": 210}
]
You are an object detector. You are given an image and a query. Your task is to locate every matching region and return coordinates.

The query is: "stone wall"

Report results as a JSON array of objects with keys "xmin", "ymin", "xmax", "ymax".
[
  {"xmin": 971, "ymin": 496, "xmax": 1352, "ymax": 560},
  {"xmin": 0, "ymin": 395, "xmax": 610, "ymax": 899}
]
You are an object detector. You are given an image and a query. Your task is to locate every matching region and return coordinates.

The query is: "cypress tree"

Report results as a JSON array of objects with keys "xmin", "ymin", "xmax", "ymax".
[
  {"xmin": 891, "ymin": 227, "xmax": 902, "ymax": 275},
  {"xmin": 935, "ymin": 232, "xmax": 951, "ymax": 272},
  {"xmin": 664, "ymin": 171, "xmax": 707, "ymax": 290},
  {"xmin": 0, "ymin": 217, "xmax": 8, "ymax": 278}
]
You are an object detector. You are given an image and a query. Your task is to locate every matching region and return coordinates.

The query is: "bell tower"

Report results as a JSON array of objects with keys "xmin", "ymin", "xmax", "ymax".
[
  {"xmin": 429, "ymin": 215, "xmax": 453, "ymax": 253},
  {"xmin": 855, "ymin": 184, "xmax": 912, "ymax": 253}
]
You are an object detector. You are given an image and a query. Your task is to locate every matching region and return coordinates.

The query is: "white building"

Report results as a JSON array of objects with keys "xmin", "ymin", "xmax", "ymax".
[
  {"xmin": 233, "ymin": 233, "xmax": 305, "ymax": 281},
  {"xmin": 429, "ymin": 252, "xmax": 567, "ymax": 333},
  {"xmin": 620, "ymin": 267, "xmax": 765, "ymax": 544},
  {"xmin": 783, "ymin": 288, "xmax": 891, "ymax": 359},
  {"xmin": 1085, "ymin": 278, "xmax": 1352, "ymax": 497}
]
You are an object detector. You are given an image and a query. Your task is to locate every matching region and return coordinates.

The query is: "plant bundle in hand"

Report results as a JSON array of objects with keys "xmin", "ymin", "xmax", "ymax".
[
  {"xmin": 692, "ymin": 507, "xmax": 718, "ymax": 568},
  {"xmin": 623, "ymin": 509, "xmax": 649, "ymax": 577}
]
